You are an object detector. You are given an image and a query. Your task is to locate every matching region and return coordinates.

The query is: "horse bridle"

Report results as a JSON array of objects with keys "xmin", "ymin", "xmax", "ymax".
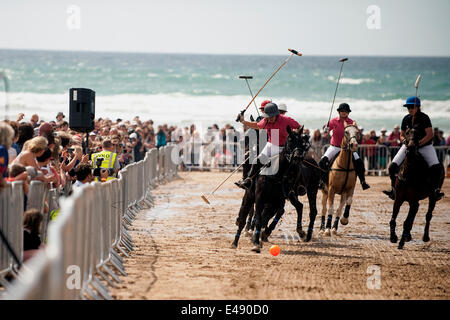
[{"xmin": 342, "ymin": 124, "xmax": 359, "ymax": 151}]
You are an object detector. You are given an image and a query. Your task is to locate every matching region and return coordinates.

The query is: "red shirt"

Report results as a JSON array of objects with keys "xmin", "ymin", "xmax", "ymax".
[
  {"xmin": 257, "ymin": 114, "xmax": 300, "ymax": 146},
  {"xmin": 387, "ymin": 131, "xmax": 401, "ymax": 146},
  {"xmin": 329, "ymin": 116, "xmax": 355, "ymax": 147}
]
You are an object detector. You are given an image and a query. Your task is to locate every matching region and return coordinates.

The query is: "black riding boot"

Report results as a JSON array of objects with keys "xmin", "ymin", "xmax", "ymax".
[
  {"xmin": 383, "ymin": 162, "xmax": 399, "ymax": 200},
  {"xmin": 235, "ymin": 162, "xmax": 262, "ymax": 190},
  {"xmin": 429, "ymin": 163, "xmax": 445, "ymax": 201},
  {"xmin": 353, "ymin": 157, "xmax": 370, "ymax": 190},
  {"xmin": 318, "ymin": 156, "xmax": 330, "ymax": 190}
]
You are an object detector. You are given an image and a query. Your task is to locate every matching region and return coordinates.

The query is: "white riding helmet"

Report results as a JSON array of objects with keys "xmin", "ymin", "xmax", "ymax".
[{"xmin": 278, "ymin": 103, "xmax": 287, "ymax": 112}]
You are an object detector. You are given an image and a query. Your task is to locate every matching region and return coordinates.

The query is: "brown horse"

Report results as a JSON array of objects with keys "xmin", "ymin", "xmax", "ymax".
[
  {"xmin": 319, "ymin": 123, "xmax": 359, "ymax": 236},
  {"xmin": 389, "ymin": 127, "xmax": 445, "ymax": 249}
]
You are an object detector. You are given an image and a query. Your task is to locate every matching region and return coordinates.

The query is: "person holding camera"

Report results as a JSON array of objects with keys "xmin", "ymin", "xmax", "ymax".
[{"xmin": 91, "ymin": 139, "xmax": 120, "ymax": 182}]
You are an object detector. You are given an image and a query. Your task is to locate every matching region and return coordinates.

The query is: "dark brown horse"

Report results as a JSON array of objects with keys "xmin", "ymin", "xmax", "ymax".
[{"xmin": 389, "ymin": 127, "xmax": 445, "ymax": 249}]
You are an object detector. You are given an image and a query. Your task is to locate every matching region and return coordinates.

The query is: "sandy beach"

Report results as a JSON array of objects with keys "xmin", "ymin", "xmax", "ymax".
[{"xmin": 110, "ymin": 172, "xmax": 450, "ymax": 300}]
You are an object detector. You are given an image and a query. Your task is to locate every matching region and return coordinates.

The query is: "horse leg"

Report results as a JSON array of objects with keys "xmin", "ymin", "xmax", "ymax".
[
  {"xmin": 331, "ymin": 193, "xmax": 346, "ymax": 236},
  {"xmin": 244, "ymin": 205, "xmax": 255, "ymax": 237},
  {"xmin": 305, "ymin": 187, "xmax": 318, "ymax": 242},
  {"xmin": 398, "ymin": 201, "xmax": 419, "ymax": 249},
  {"xmin": 262, "ymin": 208, "xmax": 284, "ymax": 242},
  {"xmin": 287, "ymin": 191, "xmax": 305, "ymax": 240},
  {"xmin": 325, "ymin": 188, "xmax": 335, "ymax": 236},
  {"xmin": 423, "ymin": 198, "xmax": 436, "ymax": 242},
  {"xmin": 252, "ymin": 199, "xmax": 272, "ymax": 253},
  {"xmin": 390, "ymin": 197, "xmax": 404, "ymax": 243},
  {"xmin": 319, "ymin": 189, "xmax": 328, "ymax": 235},
  {"xmin": 232, "ymin": 190, "xmax": 254, "ymax": 248}
]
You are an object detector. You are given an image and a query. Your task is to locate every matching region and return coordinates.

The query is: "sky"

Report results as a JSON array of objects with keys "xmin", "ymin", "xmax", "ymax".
[{"xmin": 1, "ymin": 0, "xmax": 449, "ymax": 56}]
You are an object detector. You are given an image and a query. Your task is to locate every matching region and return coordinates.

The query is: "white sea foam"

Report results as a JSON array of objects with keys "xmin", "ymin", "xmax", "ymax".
[
  {"xmin": 328, "ymin": 76, "xmax": 375, "ymax": 85},
  {"xmin": 3, "ymin": 92, "xmax": 449, "ymax": 134}
]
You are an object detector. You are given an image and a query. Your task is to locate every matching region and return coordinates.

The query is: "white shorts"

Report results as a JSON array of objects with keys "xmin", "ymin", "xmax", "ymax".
[
  {"xmin": 392, "ymin": 144, "xmax": 439, "ymax": 167},
  {"xmin": 322, "ymin": 145, "xmax": 359, "ymax": 161},
  {"xmin": 260, "ymin": 142, "xmax": 283, "ymax": 159}
]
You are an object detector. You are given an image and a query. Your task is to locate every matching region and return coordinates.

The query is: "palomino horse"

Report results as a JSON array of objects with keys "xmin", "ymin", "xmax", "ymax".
[
  {"xmin": 319, "ymin": 123, "xmax": 359, "ymax": 236},
  {"xmin": 389, "ymin": 127, "xmax": 445, "ymax": 249}
]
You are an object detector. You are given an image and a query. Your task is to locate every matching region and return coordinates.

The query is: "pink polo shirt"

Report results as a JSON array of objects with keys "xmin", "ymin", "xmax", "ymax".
[
  {"xmin": 257, "ymin": 114, "xmax": 300, "ymax": 146},
  {"xmin": 329, "ymin": 116, "xmax": 356, "ymax": 147}
]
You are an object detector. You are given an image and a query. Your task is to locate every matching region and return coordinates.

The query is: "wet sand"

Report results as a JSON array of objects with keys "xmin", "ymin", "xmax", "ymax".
[{"xmin": 111, "ymin": 172, "xmax": 450, "ymax": 300}]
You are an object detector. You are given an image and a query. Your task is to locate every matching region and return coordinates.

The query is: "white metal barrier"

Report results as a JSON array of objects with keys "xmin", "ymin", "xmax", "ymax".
[
  {"xmin": 2, "ymin": 147, "xmax": 175, "ymax": 299},
  {"xmin": 0, "ymin": 181, "xmax": 24, "ymax": 289}
]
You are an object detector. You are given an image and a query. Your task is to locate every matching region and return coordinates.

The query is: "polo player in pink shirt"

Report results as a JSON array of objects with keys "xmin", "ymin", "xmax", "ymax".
[
  {"xmin": 235, "ymin": 102, "xmax": 300, "ymax": 189},
  {"xmin": 318, "ymin": 103, "xmax": 370, "ymax": 190}
]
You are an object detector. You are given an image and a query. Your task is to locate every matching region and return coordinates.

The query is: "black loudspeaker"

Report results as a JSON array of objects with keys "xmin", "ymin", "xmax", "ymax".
[{"xmin": 69, "ymin": 88, "xmax": 95, "ymax": 132}]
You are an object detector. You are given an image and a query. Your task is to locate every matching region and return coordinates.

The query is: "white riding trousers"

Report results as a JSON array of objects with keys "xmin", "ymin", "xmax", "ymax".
[
  {"xmin": 321, "ymin": 145, "xmax": 360, "ymax": 162},
  {"xmin": 260, "ymin": 142, "xmax": 283, "ymax": 159},
  {"xmin": 392, "ymin": 144, "xmax": 439, "ymax": 167}
]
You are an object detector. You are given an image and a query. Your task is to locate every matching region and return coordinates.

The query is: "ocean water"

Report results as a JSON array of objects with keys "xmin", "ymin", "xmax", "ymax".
[{"xmin": 0, "ymin": 49, "xmax": 449, "ymax": 134}]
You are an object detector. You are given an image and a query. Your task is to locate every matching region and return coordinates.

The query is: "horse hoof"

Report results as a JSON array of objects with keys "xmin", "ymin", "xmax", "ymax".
[
  {"xmin": 297, "ymin": 229, "xmax": 306, "ymax": 240},
  {"xmin": 251, "ymin": 245, "xmax": 261, "ymax": 253},
  {"xmin": 305, "ymin": 233, "xmax": 312, "ymax": 242},
  {"xmin": 324, "ymin": 229, "xmax": 331, "ymax": 236},
  {"xmin": 390, "ymin": 234, "xmax": 398, "ymax": 243},
  {"xmin": 231, "ymin": 243, "xmax": 237, "ymax": 249},
  {"xmin": 340, "ymin": 217, "xmax": 348, "ymax": 225},
  {"xmin": 398, "ymin": 242, "xmax": 404, "ymax": 250},
  {"xmin": 423, "ymin": 234, "xmax": 430, "ymax": 242},
  {"xmin": 405, "ymin": 234, "xmax": 412, "ymax": 242},
  {"xmin": 331, "ymin": 228, "xmax": 337, "ymax": 236}
]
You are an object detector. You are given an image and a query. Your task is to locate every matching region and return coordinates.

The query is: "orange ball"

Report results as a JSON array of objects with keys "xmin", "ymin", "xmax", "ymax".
[{"xmin": 269, "ymin": 245, "xmax": 280, "ymax": 256}]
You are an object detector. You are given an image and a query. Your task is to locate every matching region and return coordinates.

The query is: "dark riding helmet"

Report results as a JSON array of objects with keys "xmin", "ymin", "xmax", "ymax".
[
  {"xmin": 263, "ymin": 103, "xmax": 280, "ymax": 118},
  {"xmin": 337, "ymin": 103, "xmax": 351, "ymax": 113}
]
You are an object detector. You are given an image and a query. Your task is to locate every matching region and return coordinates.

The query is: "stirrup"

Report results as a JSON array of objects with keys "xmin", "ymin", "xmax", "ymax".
[
  {"xmin": 361, "ymin": 181, "xmax": 370, "ymax": 190},
  {"xmin": 383, "ymin": 189, "xmax": 395, "ymax": 200},
  {"xmin": 432, "ymin": 189, "xmax": 444, "ymax": 201}
]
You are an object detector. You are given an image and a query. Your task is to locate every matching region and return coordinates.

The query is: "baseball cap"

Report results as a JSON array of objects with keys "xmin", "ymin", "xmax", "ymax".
[
  {"xmin": 56, "ymin": 112, "xmax": 65, "ymax": 119},
  {"xmin": 278, "ymin": 103, "xmax": 287, "ymax": 112},
  {"xmin": 129, "ymin": 133, "xmax": 138, "ymax": 139}
]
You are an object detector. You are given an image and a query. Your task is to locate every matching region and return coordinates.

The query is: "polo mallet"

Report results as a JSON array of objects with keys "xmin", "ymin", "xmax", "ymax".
[
  {"xmin": 412, "ymin": 74, "xmax": 422, "ymax": 125},
  {"xmin": 201, "ymin": 154, "xmax": 249, "ymax": 205},
  {"xmin": 236, "ymin": 48, "xmax": 302, "ymax": 122},
  {"xmin": 326, "ymin": 58, "xmax": 348, "ymax": 128},
  {"xmin": 414, "ymin": 74, "xmax": 422, "ymax": 104},
  {"xmin": 239, "ymin": 75, "xmax": 260, "ymax": 117}
]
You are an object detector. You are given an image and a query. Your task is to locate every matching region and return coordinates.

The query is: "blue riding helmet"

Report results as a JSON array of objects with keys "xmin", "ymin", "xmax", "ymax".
[{"xmin": 403, "ymin": 96, "xmax": 421, "ymax": 107}]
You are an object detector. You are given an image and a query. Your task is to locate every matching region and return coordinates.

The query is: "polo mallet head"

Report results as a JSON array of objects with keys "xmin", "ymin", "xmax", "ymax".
[
  {"xmin": 239, "ymin": 75, "xmax": 253, "ymax": 79},
  {"xmin": 288, "ymin": 48, "xmax": 302, "ymax": 56},
  {"xmin": 415, "ymin": 74, "xmax": 422, "ymax": 89},
  {"xmin": 339, "ymin": 58, "xmax": 348, "ymax": 63},
  {"xmin": 200, "ymin": 194, "xmax": 211, "ymax": 205}
]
